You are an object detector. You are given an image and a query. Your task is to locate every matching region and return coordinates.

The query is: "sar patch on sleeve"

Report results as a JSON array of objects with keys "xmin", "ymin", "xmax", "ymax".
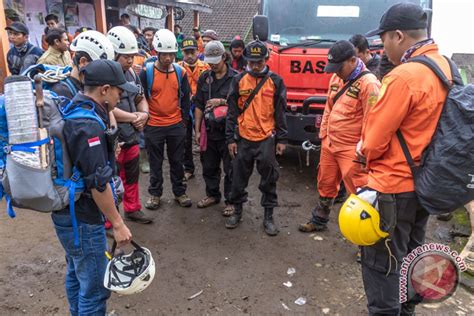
[
  {"xmin": 88, "ymin": 136, "xmax": 101, "ymax": 147},
  {"xmin": 368, "ymin": 94, "xmax": 379, "ymax": 107}
]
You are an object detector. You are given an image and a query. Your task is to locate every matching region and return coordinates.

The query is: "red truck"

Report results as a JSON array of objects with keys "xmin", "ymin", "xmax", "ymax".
[{"xmin": 252, "ymin": 0, "xmax": 433, "ymax": 145}]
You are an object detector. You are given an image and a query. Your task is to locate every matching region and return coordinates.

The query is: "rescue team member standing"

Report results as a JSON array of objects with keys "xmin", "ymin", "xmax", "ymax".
[
  {"xmin": 299, "ymin": 41, "xmax": 380, "ymax": 233},
  {"xmin": 107, "ymin": 26, "xmax": 154, "ymax": 224},
  {"xmin": 194, "ymin": 41, "xmax": 238, "ymax": 216},
  {"xmin": 37, "ymin": 28, "xmax": 72, "ymax": 67},
  {"xmin": 225, "ymin": 40, "xmax": 288, "ymax": 236},
  {"xmin": 178, "ymin": 37, "xmax": 210, "ymax": 180},
  {"xmin": 52, "ymin": 60, "xmax": 134, "ymax": 315},
  {"xmin": 140, "ymin": 29, "xmax": 192, "ymax": 209},
  {"xmin": 359, "ymin": 3, "xmax": 452, "ymax": 314}
]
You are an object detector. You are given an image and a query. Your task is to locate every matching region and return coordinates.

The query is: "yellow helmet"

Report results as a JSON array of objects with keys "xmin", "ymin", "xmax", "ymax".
[{"xmin": 338, "ymin": 194, "xmax": 389, "ymax": 246}]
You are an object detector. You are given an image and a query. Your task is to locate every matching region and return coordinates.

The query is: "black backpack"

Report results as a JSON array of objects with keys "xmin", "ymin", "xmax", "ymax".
[{"xmin": 397, "ymin": 56, "xmax": 474, "ymax": 215}]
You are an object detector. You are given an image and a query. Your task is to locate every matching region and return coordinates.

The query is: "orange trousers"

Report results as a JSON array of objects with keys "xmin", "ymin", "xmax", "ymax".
[{"xmin": 317, "ymin": 139, "xmax": 368, "ymax": 198}]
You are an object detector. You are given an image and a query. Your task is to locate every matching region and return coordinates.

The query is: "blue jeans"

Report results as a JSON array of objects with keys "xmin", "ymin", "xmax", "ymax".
[{"xmin": 51, "ymin": 213, "xmax": 110, "ymax": 316}]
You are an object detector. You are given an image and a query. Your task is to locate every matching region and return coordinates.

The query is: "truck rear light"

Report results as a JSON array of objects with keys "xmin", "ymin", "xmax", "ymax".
[{"xmin": 315, "ymin": 114, "xmax": 323, "ymax": 128}]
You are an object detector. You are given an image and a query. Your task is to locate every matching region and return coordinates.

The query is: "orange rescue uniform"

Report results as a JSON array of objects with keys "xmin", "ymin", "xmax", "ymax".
[
  {"xmin": 361, "ymin": 44, "xmax": 451, "ymax": 193},
  {"xmin": 318, "ymin": 65, "xmax": 380, "ymax": 197},
  {"xmin": 178, "ymin": 59, "xmax": 210, "ymax": 96},
  {"xmin": 140, "ymin": 64, "xmax": 190, "ymax": 127}
]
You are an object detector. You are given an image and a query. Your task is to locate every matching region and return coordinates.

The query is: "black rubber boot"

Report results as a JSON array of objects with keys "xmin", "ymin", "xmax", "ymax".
[
  {"xmin": 263, "ymin": 208, "xmax": 279, "ymax": 236},
  {"xmin": 225, "ymin": 204, "xmax": 242, "ymax": 229}
]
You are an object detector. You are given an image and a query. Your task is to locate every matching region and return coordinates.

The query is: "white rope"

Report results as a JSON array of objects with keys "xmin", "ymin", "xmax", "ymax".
[{"xmin": 27, "ymin": 66, "xmax": 71, "ymax": 83}]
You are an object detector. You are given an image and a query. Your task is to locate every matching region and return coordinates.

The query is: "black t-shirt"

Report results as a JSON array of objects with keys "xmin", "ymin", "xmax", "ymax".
[
  {"xmin": 194, "ymin": 66, "xmax": 238, "ymax": 140},
  {"xmin": 55, "ymin": 93, "xmax": 114, "ymax": 224}
]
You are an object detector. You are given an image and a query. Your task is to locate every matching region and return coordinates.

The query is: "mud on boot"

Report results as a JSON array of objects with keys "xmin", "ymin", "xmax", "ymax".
[
  {"xmin": 226, "ymin": 204, "xmax": 242, "ymax": 229},
  {"xmin": 263, "ymin": 208, "xmax": 279, "ymax": 236}
]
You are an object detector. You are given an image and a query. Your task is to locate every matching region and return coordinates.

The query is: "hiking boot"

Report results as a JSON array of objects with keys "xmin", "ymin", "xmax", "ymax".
[
  {"xmin": 140, "ymin": 149, "xmax": 150, "ymax": 174},
  {"xmin": 298, "ymin": 221, "xmax": 328, "ymax": 232},
  {"xmin": 222, "ymin": 204, "xmax": 234, "ymax": 217},
  {"xmin": 263, "ymin": 208, "xmax": 279, "ymax": 236},
  {"xmin": 124, "ymin": 210, "xmax": 154, "ymax": 224},
  {"xmin": 145, "ymin": 196, "xmax": 160, "ymax": 210},
  {"xmin": 197, "ymin": 196, "xmax": 219, "ymax": 208},
  {"xmin": 298, "ymin": 197, "xmax": 333, "ymax": 232},
  {"xmin": 175, "ymin": 194, "xmax": 192, "ymax": 207},
  {"xmin": 226, "ymin": 205, "xmax": 242, "ymax": 229}
]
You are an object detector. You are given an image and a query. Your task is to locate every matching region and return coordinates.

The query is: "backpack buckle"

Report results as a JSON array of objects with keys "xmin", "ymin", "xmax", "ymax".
[{"xmin": 70, "ymin": 172, "xmax": 81, "ymax": 182}]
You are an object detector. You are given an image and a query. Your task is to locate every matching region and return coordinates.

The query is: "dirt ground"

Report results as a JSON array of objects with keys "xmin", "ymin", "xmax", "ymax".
[{"xmin": 0, "ymin": 148, "xmax": 472, "ymax": 315}]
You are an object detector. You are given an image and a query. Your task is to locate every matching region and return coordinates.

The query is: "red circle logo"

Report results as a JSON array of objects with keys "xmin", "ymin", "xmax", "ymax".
[{"xmin": 409, "ymin": 253, "xmax": 459, "ymax": 302}]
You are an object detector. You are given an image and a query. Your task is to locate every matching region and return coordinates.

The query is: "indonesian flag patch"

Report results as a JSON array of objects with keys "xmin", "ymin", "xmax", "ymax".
[{"xmin": 88, "ymin": 136, "xmax": 101, "ymax": 147}]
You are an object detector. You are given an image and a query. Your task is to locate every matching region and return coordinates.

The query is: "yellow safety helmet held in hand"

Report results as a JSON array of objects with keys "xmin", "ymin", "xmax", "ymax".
[{"xmin": 338, "ymin": 194, "xmax": 389, "ymax": 246}]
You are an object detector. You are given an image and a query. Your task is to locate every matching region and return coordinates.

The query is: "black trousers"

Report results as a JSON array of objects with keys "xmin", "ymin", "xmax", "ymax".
[
  {"xmin": 201, "ymin": 138, "xmax": 232, "ymax": 203},
  {"xmin": 361, "ymin": 192, "xmax": 429, "ymax": 315},
  {"xmin": 183, "ymin": 117, "xmax": 195, "ymax": 174},
  {"xmin": 144, "ymin": 123, "xmax": 186, "ymax": 197},
  {"xmin": 230, "ymin": 136, "xmax": 279, "ymax": 208}
]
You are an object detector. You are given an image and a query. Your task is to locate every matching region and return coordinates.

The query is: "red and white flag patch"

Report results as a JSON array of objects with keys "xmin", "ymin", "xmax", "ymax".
[{"xmin": 88, "ymin": 137, "xmax": 101, "ymax": 147}]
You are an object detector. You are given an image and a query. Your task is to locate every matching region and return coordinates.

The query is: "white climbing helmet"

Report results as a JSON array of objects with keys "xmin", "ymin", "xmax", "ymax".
[
  {"xmin": 70, "ymin": 30, "xmax": 115, "ymax": 60},
  {"xmin": 153, "ymin": 29, "xmax": 178, "ymax": 53},
  {"xmin": 104, "ymin": 241, "xmax": 156, "ymax": 295},
  {"xmin": 107, "ymin": 26, "xmax": 139, "ymax": 55}
]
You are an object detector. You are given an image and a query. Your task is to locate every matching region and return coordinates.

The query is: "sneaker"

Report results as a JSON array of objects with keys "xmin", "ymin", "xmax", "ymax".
[
  {"xmin": 124, "ymin": 210, "xmax": 154, "ymax": 224},
  {"xmin": 145, "ymin": 196, "xmax": 160, "ymax": 210},
  {"xmin": 140, "ymin": 161, "xmax": 150, "ymax": 174},
  {"xmin": 175, "ymin": 194, "xmax": 192, "ymax": 207},
  {"xmin": 298, "ymin": 221, "xmax": 328, "ymax": 232}
]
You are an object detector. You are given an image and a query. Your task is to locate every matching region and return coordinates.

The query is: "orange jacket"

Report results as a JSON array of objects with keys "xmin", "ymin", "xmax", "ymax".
[
  {"xmin": 139, "ymin": 64, "xmax": 191, "ymax": 127},
  {"xmin": 361, "ymin": 44, "xmax": 451, "ymax": 193},
  {"xmin": 178, "ymin": 60, "xmax": 210, "ymax": 96},
  {"xmin": 226, "ymin": 70, "xmax": 288, "ymax": 143},
  {"xmin": 320, "ymin": 65, "xmax": 380, "ymax": 147}
]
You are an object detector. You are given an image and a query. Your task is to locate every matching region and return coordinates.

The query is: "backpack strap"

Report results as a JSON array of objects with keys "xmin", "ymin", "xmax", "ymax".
[
  {"xmin": 332, "ymin": 70, "xmax": 371, "ymax": 105},
  {"xmin": 62, "ymin": 101, "xmax": 107, "ymax": 130},
  {"xmin": 396, "ymin": 130, "xmax": 419, "ymax": 178},
  {"xmin": 408, "ymin": 56, "xmax": 456, "ymax": 88},
  {"xmin": 145, "ymin": 61, "xmax": 154, "ymax": 99},
  {"xmin": 172, "ymin": 63, "xmax": 183, "ymax": 108},
  {"xmin": 240, "ymin": 72, "xmax": 271, "ymax": 115}
]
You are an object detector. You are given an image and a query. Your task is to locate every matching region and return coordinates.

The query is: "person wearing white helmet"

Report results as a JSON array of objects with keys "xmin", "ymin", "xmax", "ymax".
[
  {"xmin": 106, "ymin": 26, "xmax": 155, "ymax": 225},
  {"xmin": 49, "ymin": 30, "xmax": 114, "ymax": 99},
  {"xmin": 140, "ymin": 28, "xmax": 192, "ymax": 210}
]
